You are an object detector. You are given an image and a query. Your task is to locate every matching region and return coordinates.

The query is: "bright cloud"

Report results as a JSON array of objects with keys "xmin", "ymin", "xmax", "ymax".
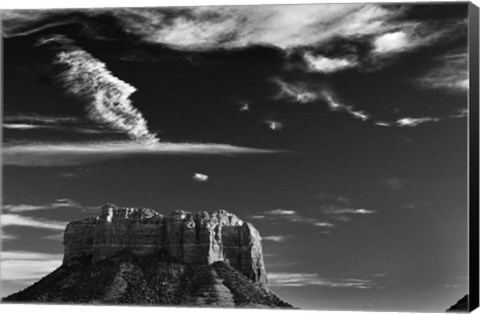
[
  {"xmin": 373, "ymin": 31, "xmax": 410, "ymax": 54},
  {"xmin": 3, "ymin": 199, "xmax": 85, "ymax": 213},
  {"xmin": 275, "ymin": 80, "xmax": 318, "ymax": 104},
  {"xmin": 262, "ymin": 235, "xmax": 291, "ymax": 242},
  {"xmin": 41, "ymin": 35, "xmax": 159, "ymax": 144},
  {"xmin": 268, "ymin": 272, "xmax": 375, "ymax": 288},
  {"xmin": 265, "ymin": 120, "xmax": 284, "ymax": 131},
  {"xmin": 266, "ymin": 209, "xmax": 296, "ymax": 215},
  {"xmin": 324, "ymin": 208, "xmax": 376, "ymax": 215},
  {"xmin": 396, "ymin": 117, "xmax": 441, "ymax": 127},
  {"xmin": 304, "ymin": 53, "xmax": 356, "ymax": 73},
  {"xmin": 2, "ymin": 141, "xmax": 279, "ymax": 167},
  {"xmin": 322, "ymin": 91, "xmax": 369, "ymax": 121},
  {"xmin": 2, "ymin": 214, "xmax": 67, "ymax": 230},
  {"xmin": 192, "ymin": 172, "xmax": 209, "ymax": 182}
]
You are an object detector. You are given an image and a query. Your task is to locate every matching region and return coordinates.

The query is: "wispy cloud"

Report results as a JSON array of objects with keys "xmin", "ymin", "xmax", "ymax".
[
  {"xmin": 3, "ymin": 198, "xmax": 83, "ymax": 213},
  {"xmin": 39, "ymin": 36, "xmax": 159, "ymax": 144},
  {"xmin": 304, "ymin": 53, "xmax": 356, "ymax": 73},
  {"xmin": 262, "ymin": 235, "xmax": 291, "ymax": 242},
  {"xmin": 323, "ymin": 208, "xmax": 376, "ymax": 215},
  {"xmin": 268, "ymin": 272, "xmax": 375, "ymax": 289},
  {"xmin": 322, "ymin": 91, "xmax": 369, "ymax": 121},
  {"xmin": 396, "ymin": 117, "xmax": 441, "ymax": 127},
  {"xmin": 2, "ymin": 141, "xmax": 279, "ymax": 167},
  {"xmin": 375, "ymin": 116, "xmax": 441, "ymax": 128},
  {"xmin": 265, "ymin": 209, "xmax": 296, "ymax": 215},
  {"xmin": 1, "ymin": 214, "xmax": 67, "ymax": 230},
  {"xmin": 3, "ymin": 114, "xmax": 81, "ymax": 125},
  {"xmin": 252, "ymin": 209, "xmax": 334, "ymax": 229},
  {"xmin": 274, "ymin": 79, "xmax": 317, "ymax": 104},
  {"xmin": 0, "ymin": 251, "xmax": 62, "ymax": 285},
  {"xmin": 417, "ymin": 52, "xmax": 468, "ymax": 91}
]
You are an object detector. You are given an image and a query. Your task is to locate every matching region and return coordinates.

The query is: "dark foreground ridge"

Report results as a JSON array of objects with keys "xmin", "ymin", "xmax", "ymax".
[
  {"xmin": 446, "ymin": 295, "xmax": 469, "ymax": 312},
  {"xmin": 3, "ymin": 204, "xmax": 293, "ymax": 308}
]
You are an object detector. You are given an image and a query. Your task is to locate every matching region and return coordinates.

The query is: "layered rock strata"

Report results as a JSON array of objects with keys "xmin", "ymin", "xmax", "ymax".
[{"xmin": 63, "ymin": 203, "xmax": 267, "ymax": 286}]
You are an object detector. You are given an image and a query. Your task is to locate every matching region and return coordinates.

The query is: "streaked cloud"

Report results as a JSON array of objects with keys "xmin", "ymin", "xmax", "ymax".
[
  {"xmin": 253, "ymin": 209, "xmax": 335, "ymax": 229},
  {"xmin": 2, "ymin": 214, "xmax": 67, "ymax": 230},
  {"xmin": 268, "ymin": 272, "xmax": 375, "ymax": 288},
  {"xmin": 192, "ymin": 172, "xmax": 209, "ymax": 182},
  {"xmin": 417, "ymin": 52, "xmax": 468, "ymax": 91},
  {"xmin": 40, "ymin": 36, "xmax": 159, "ymax": 144},
  {"xmin": 262, "ymin": 235, "xmax": 291, "ymax": 242},
  {"xmin": 449, "ymin": 108, "xmax": 468, "ymax": 119},
  {"xmin": 322, "ymin": 91, "xmax": 369, "ymax": 121},
  {"xmin": 275, "ymin": 79, "xmax": 317, "ymax": 104},
  {"xmin": 3, "ymin": 198, "xmax": 83, "ymax": 213},
  {"xmin": 304, "ymin": 53, "xmax": 356, "ymax": 73},
  {"xmin": 324, "ymin": 208, "xmax": 376, "ymax": 215},
  {"xmin": 396, "ymin": 117, "xmax": 441, "ymax": 127},
  {"xmin": 0, "ymin": 251, "xmax": 62, "ymax": 285},
  {"xmin": 265, "ymin": 209, "xmax": 296, "ymax": 215},
  {"xmin": 2, "ymin": 141, "xmax": 279, "ymax": 166},
  {"xmin": 3, "ymin": 114, "xmax": 81, "ymax": 125}
]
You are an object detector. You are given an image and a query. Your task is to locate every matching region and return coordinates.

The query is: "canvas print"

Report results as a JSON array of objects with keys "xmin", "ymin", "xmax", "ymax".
[{"xmin": 0, "ymin": 2, "xmax": 478, "ymax": 312}]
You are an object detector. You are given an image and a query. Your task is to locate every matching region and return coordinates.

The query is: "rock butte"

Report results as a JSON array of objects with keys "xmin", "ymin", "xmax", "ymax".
[{"xmin": 63, "ymin": 203, "xmax": 268, "ymax": 287}]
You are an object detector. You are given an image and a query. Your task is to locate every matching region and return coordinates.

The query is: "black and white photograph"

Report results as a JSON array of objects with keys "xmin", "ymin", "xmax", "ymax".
[{"xmin": 1, "ymin": 0, "xmax": 479, "ymax": 312}]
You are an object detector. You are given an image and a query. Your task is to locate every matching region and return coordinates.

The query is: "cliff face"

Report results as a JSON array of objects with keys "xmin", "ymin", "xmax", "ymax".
[
  {"xmin": 4, "ymin": 204, "xmax": 292, "ymax": 307},
  {"xmin": 63, "ymin": 203, "xmax": 267, "ymax": 286}
]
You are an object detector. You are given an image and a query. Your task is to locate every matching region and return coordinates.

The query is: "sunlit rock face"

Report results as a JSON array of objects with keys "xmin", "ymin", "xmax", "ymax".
[{"xmin": 63, "ymin": 203, "xmax": 268, "ymax": 286}]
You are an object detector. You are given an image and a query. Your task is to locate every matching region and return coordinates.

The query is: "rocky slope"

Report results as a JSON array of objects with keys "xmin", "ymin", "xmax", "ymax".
[{"xmin": 3, "ymin": 204, "xmax": 291, "ymax": 307}]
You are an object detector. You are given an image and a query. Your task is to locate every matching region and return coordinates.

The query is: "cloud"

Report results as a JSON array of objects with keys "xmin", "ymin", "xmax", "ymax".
[
  {"xmin": 373, "ymin": 31, "xmax": 410, "ymax": 54},
  {"xmin": 265, "ymin": 120, "xmax": 284, "ymax": 131},
  {"xmin": 0, "ymin": 251, "xmax": 62, "ymax": 285},
  {"xmin": 253, "ymin": 209, "xmax": 335, "ymax": 229},
  {"xmin": 262, "ymin": 235, "xmax": 291, "ymax": 242},
  {"xmin": 322, "ymin": 91, "xmax": 369, "ymax": 121},
  {"xmin": 3, "ymin": 114, "xmax": 81, "ymax": 125},
  {"xmin": 417, "ymin": 52, "xmax": 468, "ymax": 91},
  {"xmin": 396, "ymin": 117, "xmax": 441, "ymax": 127},
  {"xmin": 1, "ymin": 214, "xmax": 67, "ymax": 230},
  {"xmin": 3, "ymin": 198, "xmax": 83, "ymax": 213},
  {"xmin": 239, "ymin": 103, "xmax": 250, "ymax": 112},
  {"xmin": 41, "ymin": 36, "xmax": 159, "ymax": 144},
  {"xmin": 324, "ymin": 208, "xmax": 376, "ymax": 215},
  {"xmin": 2, "ymin": 140, "xmax": 279, "ymax": 166},
  {"xmin": 450, "ymin": 108, "xmax": 468, "ymax": 119},
  {"xmin": 314, "ymin": 222, "xmax": 335, "ymax": 227},
  {"xmin": 274, "ymin": 79, "xmax": 318, "ymax": 104},
  {"xmin": 192, "ymin": 172, "xmax": 209, "ymax": 182},
  {"xmin": 268, "ymin": 272, "xmax": 375, "ymax": 288},
  {"xmin": 265, "ymin": 209, "xmax": 296, "ymax": 215},
  {"xmin": 303, "ymin": 53, "xmax": 356, "ymax": 73},
  {"xmin": 111, "ymin": 4, "xmax": 368, "ymax": 50}
]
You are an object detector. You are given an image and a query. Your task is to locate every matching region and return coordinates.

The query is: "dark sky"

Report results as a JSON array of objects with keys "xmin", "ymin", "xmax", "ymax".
[{"xmin": 1, "ymin": 3, "xmax": 471, "ymax": 311}]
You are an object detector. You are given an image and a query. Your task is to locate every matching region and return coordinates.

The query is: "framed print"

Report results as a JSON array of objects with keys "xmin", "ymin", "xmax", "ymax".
[{"xmin": 1, "ymin": 1, "xmax": 479, "ymax": 312}]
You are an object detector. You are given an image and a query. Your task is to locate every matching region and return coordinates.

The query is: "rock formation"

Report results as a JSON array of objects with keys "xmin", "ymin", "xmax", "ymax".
[
  {"xmin": 63, "ymin": 203, "xmax": 267, "ymax": 286},
  {"xmin": 3, "ymin": 204, "xmax": 291, "ymax": 307}
]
